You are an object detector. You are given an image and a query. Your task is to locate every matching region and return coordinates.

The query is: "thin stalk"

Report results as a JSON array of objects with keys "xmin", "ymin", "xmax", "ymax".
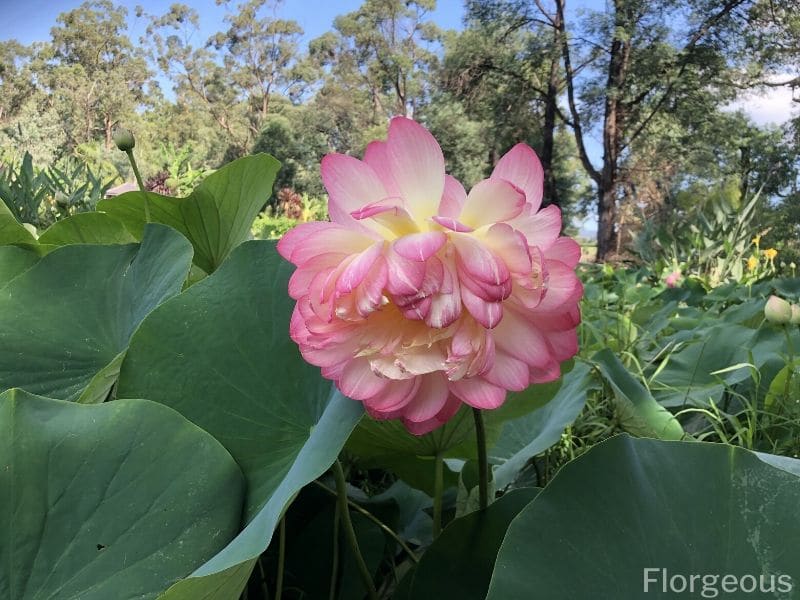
[
  {"xmin": 256, "ymin": 556, "xmax": 271, "ymax": 600},
  {"xmin": 432, "ymin": 452, "xmax": 444, "ymax": 538},
  {"xmin": 313, "ymin": 480, "xmax": 419, "ymax": 563},
  {"xmin": 472, "ymin": 408, "xmax": 489, "ymax": 510},
  {"xmin": 275, "ymin": 517, "xmax": 286, "ymax": 600},
  {"xmin": 783, "ymin": 325, "xmax": 796, "ymax": 404},
  {"xmin": 333, "ymin": 460, "xmax": 378, "ymax": 600},
  {"xmin": 124, "ymin": 149, "xmax": 150, "ymax": 223},
  {"xmin": 328, "ymin": 505, "xmax": 340, "ymax": 600}
]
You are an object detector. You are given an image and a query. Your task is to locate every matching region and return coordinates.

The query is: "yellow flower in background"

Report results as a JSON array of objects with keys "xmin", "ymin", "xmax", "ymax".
[
  {"xmin": 752, "ymin": 234, "xmax": 761, "ymax": 247},
  {"xmin": 747, "ymin": 256, "xmax": 759, "ymax": 271},
  {"xmin": 764, "ymin": 248, "xmax": 778, "ymax": 261}
]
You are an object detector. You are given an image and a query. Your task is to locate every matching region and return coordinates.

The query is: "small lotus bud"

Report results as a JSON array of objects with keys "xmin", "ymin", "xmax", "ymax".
[
  {"xmin": 765, "ymin": 295, "xmax": 792, "ymax": 324},
  {"xmin": 112, "ymin": 126, "xmax": 136, "ymax": 152},
  {"xmin": 791, "ymin": 304, "xmax": 800, "ymax": 325}
]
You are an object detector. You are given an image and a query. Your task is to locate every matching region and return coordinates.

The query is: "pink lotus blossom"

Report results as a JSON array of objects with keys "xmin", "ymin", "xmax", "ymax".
[
  {"xmin": 665, "ymin": 270, "xmax": 681, "ymax": 288},
  {"xmin": 278, "ymin": 117, "xmax": 582, "ymax": 434}
]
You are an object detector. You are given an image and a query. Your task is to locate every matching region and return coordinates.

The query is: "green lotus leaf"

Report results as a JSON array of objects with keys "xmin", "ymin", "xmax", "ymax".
[
  {"xmin": 487, "ymin": 436, "xmax": 800, "ymax": 599},
  {"xmin": 0, "ymin": 224, "xmax": 193, "ymax": 400},
  {"xmin": 99, "ymin": 154, "xmax": 279, "ymax": 273},
  {"xmin": 0, "ymin": 389, "xmax": 244, "ymax": 600},
  {"xmin": 116, "ymin": 240, "xmax": 364, "ymax": 598}
]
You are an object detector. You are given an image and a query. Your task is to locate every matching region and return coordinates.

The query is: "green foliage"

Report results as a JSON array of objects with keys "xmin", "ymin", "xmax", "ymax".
[
  {"xmin": 99, "ymin": 153, "xmax": 280, "ymax": 273},
  {"xmin": 326, "ymin": 0, "xmax": 441, "ymax": 119},
  {"xmin": 252, "ymin": 191, "xmax": 328, "ymax": 239},
  {"xmin": 0, "ymin": 151, "xmax": 114, "ymax": 229},
  {"xmin": 252, "ymin": 212, "xmax": 298, "ymax": 239},
  {"xmin": 46, "ymin": 155, "xmax": 115, "ymax": 212},
  {"xmin": 0, "ymin": 97, "xmax": 67, "ymax": 166},
  {"xmin": 72, "ymin": 141, "xmax": 129, "ymax": 181},
  {"xmin": 1, "ymin": 0, "xmax": 798, "ymax": 253},
  {"xmin": 142, "ymin": 0, "xmax": 306, "ymax": 159},
  {"xmin": 158, "ymin": 142, "xmax": 214, "ymax": 196},
  {"xmin": 36, "ymin": 212, "xmax": 135, "ymax": 247},
  {"xmin": 252, "ymin": 112, "xmax": 315, "ymax": 194},
  {"xmin": 592, "ymin": 348, "xmax": 686, "ymax": 440},
  {"xmin": 422, "ymin": 97, "xmax": 489, "ymax": 188},
  {"xmin": 632, "ymin": 182, "xmax": 769, "ymax": 288},
  {"xmin": 490, "ymin": 362, "xmax": 599, "ymax": 489},
  {"xmin": 0, "ymin": 152, "xmax": 51, "ymax": 224},
  {"xmin": 577, "ymin": 261, "xmax": 800, "ymax": 460},
  {"xmin": 0, "ymin": 246, "xmax": 38, "ymax": 283}
]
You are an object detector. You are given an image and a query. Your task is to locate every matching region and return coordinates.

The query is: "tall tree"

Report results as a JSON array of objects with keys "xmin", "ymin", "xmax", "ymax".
[
  {"xmin": 210, "ymin": 0, "xmax": 306, "ymax": 135},
  {"xmin": 144, "ymin": 3, "xmax": 251, "ymax": 156},
  {"xmin": 436, "ymin": 0, "xmax": 589, "ymax": 212},
  {"xmin": 0, "ymin": 40, "xmax": 68, "ymax": 165},
  {"xmin": 556, "ymin": 0, "xmax": 751, "ymax": 260},
  {"xmin": 310, "ymin": 0, "xmax": 441, "ymax": 125},
  {"xmin": 144, "ymin": 0, "xmax": 305, "ymax": 157},
  {"xmin": 46, "ymin": 0, "xmax": 150, "ymax": 148},
  {"xmin": 0, "ymin": 41, "xmax": 35, "ymax": 126}
]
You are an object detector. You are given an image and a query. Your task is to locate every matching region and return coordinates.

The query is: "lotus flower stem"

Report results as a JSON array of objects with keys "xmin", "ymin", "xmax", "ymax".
[
  {"xmin": 275, "ymin": 517, "xmax": 286, "ymax": 600},
  {"xmin": 256, "ymin": 556, "xmax": 270, "ymax": 600},
  {"xmin": 329, "ymin": 505, "xmax": 340, "ymax": 600},
  {"xmin": 433, "ymin": 452, "xmax": 444, "ymax": 537},
  {"xmin": 333, "ymin": 460, "xmax": 378, "ymax": 599},
  {"xmin": 313, "ymin": 479, "xmax": 419, "ymax": 563},
  {"xmin": 783, "ymin": 326, "xmax": 795, "ymax": 402},
  {"xmin": 472, "ymin": 408, "xmax": 489, "ymax": 510},
  {"xmin": 124, "ymin": 150, "xmax": 150, "ymax": 223}
]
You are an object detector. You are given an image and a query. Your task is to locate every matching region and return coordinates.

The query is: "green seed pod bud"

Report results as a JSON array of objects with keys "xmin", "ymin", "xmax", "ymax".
[
  {"xmin": 765, "ymin": 295, "xmax": 792, "ymax": 324},
  {"xmin": 112, "ymin": 126, "xmax": 136, "ymax": 152},
  {"xmin": 791, "ymin": 304, "xmax": 800, "ymax": 325}
]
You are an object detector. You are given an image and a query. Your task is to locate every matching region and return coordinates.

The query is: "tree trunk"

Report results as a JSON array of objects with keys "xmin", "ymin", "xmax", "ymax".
[
  {"xmin": 104, "ymin": 115, "xmax": 113, "ymax": 150},
  {"xmin": 597, "ymin": 179, "xmax": 617, "ymax": 260},
  {"xmin": 739, "ymin": 144, "xmax": 751, "ymax": 200},
  {"xmin": 595, "ymin": 0, "xmax": 631, "ymax": 262},
  {"xmin": 597, "ymin": 105, "xmax": 620, "ymax": 260}
]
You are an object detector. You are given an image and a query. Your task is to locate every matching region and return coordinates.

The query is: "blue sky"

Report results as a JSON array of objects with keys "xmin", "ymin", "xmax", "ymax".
[{"xmin": 0, "ymin": 0, "xmax": 466, "ymax": 47}]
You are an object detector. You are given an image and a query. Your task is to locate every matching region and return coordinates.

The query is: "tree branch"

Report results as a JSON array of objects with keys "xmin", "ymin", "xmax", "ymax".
[
  {"xmin": 624, "ymin": 0, "xmax": 748, "ymax": 150},
  {"xmin": 557, "ymin": 0, "xmax": 601, "ymax": 184}
]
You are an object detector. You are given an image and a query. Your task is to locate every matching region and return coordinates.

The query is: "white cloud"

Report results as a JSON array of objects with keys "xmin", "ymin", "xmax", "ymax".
[{"xmin": 726, "ymin": 76, "xmax": 798, "ymax": 126}]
